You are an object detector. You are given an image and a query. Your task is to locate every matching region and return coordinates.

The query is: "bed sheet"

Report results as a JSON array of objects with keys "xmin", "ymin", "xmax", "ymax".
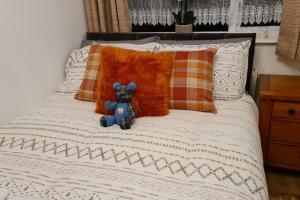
[{"xmin": 0, "ymin": 92, "xmax": 268, "ymax": 200}]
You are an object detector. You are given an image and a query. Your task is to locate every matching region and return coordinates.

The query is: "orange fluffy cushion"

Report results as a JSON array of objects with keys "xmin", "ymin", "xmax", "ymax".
[{"xmin": 95, "ymin": 46, "xmax": 174, "ymax": 117}]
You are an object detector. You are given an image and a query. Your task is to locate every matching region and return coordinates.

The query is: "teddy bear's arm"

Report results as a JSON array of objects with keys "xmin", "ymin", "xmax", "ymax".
[
  {"xmin": 105, "ymin": 101, "xmax": 117, "ymax": 110},
  {"xmin": 128, "ymin": 104, "xmax": 135, "ymax": 118}
]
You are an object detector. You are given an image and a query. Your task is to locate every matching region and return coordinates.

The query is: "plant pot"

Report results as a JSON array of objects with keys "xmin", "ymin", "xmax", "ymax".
[{"xmin": 175, "ymin": 24, "xmax": 193, "ymax": 33}]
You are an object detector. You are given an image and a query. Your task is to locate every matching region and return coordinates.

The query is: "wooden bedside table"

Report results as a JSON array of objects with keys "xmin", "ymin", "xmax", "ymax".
[{"xmin": 259, "ymin": 74, "xmax": 300, "ymax": 171}]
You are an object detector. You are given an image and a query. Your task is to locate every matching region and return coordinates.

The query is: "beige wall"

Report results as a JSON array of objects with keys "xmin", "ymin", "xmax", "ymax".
[
  {"xmin": 0, "ymin": 0, "xmax": 87, "ymax": 124},
  {"xmin": 254, "ymin": 44, "xmax": 300, "ymax": 75}
]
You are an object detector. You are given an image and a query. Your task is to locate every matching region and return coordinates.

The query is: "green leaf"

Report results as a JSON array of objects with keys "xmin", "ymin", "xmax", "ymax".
[
  {"xmin": 173, "ymin": 9, "xmax": 196, "ymax": 25},
  {"xmin": 172, "ymin": 10, "xmax": 183, "ymax": 25}
]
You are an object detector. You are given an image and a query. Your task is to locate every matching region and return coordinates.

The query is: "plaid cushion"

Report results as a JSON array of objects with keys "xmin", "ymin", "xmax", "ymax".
[
  {"xmin": 169, "ymin": 49, "xmax": 217, "ymax": 113},
  {"xmin": 75, "ymin": 45, "xmax": 102, "ymax": 101}
]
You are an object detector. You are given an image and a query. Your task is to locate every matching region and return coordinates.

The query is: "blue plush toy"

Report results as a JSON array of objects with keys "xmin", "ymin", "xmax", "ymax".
[{"xmin": 100, "ymin": 82, "xmax": 136, "ymax": 130}]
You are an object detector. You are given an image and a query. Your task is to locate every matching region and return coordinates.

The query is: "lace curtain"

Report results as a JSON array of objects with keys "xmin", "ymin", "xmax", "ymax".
[
  {"xmin": 128, "ymin": 0, "xmax": 230, "ymax": 26},
  {"xmin": 128, "ymin": 0, "xmax": 180, "ymax": 26},
  {"xmin": 128, "ymin": 0, "xmax": 283, "ymax": 36},
  {"xmin": 241, "ymin": 0, "xmax": 283, "ymax": 26},
  {"xmin": 128, "ymin": 0, "xmax": 282, "ymax": 26},
  {"xmin": 190, "ymin": 0, "xmax": 230, "ymax": 26}
]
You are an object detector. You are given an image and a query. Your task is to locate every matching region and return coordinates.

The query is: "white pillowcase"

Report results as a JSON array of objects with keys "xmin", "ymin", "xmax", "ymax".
[
  {"xmin": 56, "ymin": 42, "xmax": 157, "ymax": 93},
  {"xmin": 57, "ymin": 46, "xmax": 90, "ymax": 93},
  {"xmin": 155, "ymin": 40, "xmax": 251, "ymax": 100},
  {"xmin": 100, "ymin": 42, "xmax": 157, "ymax": 51}
]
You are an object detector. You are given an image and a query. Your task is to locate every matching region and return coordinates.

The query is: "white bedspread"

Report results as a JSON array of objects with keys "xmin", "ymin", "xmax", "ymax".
[{"xmin": 0, "ymin": 92, "xmax": 268, "ymax": 200}]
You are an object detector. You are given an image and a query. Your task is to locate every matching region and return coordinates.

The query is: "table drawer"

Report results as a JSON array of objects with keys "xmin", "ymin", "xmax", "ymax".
[
  {"xmin": 267, "ymin": 143, "xmax": 300, "ymax": 168},
  {"xmin": 270, "ymin": 120, "xmax": 300, "ymax": 144},
  {"xmin": 272, "ymin": 102, "xmax": 300, "ymax": 120}
]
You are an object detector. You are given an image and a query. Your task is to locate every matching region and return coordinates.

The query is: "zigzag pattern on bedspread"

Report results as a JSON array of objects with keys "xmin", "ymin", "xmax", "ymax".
[{"xmin": 0, "ymin": 93, "xmax": 268, "ymax": 200}]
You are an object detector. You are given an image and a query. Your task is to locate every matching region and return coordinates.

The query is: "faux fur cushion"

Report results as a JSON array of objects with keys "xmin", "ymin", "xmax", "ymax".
[
  {"xmin": 75, "ymin": 43, "xmax": 157, "ymax": 102},
  {"xmin": 95, "ymin": 46, "xmax": 174, "ymax": 117}
]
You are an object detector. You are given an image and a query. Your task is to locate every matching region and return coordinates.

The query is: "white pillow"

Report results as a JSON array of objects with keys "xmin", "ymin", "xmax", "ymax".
[
  {"xmin": 57, "ymin": 46, "xmax": 90, "ymax": 93},
  {"xmin": 100, "ymin": 42, "xmax": 157, "ymax": 51},
  {"xmin": 155, "ymin": 41, "xmax": 251, "ymax": 100},
  {"xmin": 56, "ymin": 42, "xmax": 157, "ymax": 93}
]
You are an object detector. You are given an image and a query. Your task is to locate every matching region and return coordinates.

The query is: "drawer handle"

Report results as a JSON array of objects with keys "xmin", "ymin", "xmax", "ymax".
[{"xmin": 288, "ymin": 109, "xmax": 296, "ymax": 115}]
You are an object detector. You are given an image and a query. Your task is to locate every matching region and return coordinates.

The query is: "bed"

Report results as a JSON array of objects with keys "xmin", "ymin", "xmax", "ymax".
[{"xmin": 0, "ymin": 33, "xmax": 268, "ymax": 200}]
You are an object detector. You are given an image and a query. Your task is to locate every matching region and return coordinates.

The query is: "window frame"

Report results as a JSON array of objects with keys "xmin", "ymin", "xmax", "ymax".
[
  {"xmin": 227, "ymin": 0, "xmax": 280, "ymax": 43},
  {"xmin": 129, "ymin": 0, "xmax": 281, "ymax": 43}
]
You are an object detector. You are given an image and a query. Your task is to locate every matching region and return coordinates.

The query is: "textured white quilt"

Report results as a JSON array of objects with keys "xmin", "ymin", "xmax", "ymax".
[{"xmin": 0, "ymin": 92, "xmax": 268, "ymax": 200}]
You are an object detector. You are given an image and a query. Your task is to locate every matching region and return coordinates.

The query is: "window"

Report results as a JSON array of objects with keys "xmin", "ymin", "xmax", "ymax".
[
  {"xmin": 128, "ymin": 0, "xmax": 283, "ymax": 42},
  {"xmin": 129, "ymin": 0, "xmax": 179, "ymax": 32},
  {"xmin": 241, "ymin": 0, "xmax": 282, "ymax": 27},
  {"xmin": 128, "ymin": 0, "xmax": 230, "ymax": 32}
]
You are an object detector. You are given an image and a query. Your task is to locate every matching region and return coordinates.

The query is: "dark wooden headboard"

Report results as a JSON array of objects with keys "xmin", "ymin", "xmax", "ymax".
[{"xmin": 86, "ymin": 32, "xmax": 256, "ymax": 93}]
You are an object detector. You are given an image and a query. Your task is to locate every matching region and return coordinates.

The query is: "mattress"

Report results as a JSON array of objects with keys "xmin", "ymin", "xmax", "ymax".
[{"xmin": 0, "ymin": 92, "xmax": 268, "ymax": 200}]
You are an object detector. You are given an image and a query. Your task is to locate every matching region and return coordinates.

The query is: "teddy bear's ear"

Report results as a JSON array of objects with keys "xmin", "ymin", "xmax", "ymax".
[
  {"xmin": 113, "ymin": 82, "xmax": 122, "ymax": 91},
  {"xmin": 127, "ymin": 82, "xmax": 137, "ymax": 91}
]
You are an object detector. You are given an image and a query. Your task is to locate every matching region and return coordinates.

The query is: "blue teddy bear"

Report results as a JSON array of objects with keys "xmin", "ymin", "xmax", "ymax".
[{"xmin": 100, "ymin": 82, "xmax": 136, "ymax": 130}]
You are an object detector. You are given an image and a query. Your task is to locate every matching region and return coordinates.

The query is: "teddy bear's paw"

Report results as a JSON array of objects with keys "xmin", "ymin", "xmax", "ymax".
[
  {"xmin": 120, "ymin": 121, "xmax": 131, "ymax": 130},
  {"xmin": 100, "ymin": 117, "xmax": 108, "ymax": 127}
]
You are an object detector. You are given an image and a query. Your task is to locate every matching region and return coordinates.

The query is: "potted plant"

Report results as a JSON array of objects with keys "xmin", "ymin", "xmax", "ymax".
[{"xmin": 172, "ymin": 0, "xmax": 196, "ymax": 33}]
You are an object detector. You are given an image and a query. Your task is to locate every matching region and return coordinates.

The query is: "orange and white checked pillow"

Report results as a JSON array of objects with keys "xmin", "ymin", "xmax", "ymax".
[
  {"xmin": 74, "ymin": 45, "xmax": 102, "ymax": 101},
  {"xmin": 169, "ymin": 49, "xmax": 217, "ymax": 113}
]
